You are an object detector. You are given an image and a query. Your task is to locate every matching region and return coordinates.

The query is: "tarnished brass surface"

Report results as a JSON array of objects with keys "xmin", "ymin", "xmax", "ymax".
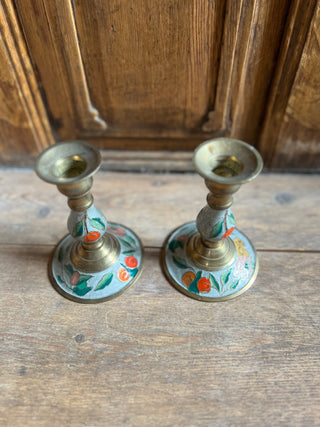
[
  {"xmin": 186, "ymin": 233, "xmax": 236, "ymax": 271},
  {"xmin": 35, "ymin": 140, "xmax": 143, "ymax": 302},
  {"xmin": 70, "ymin": 233, "xmax": 121, "ymax": 273},
  {"xmin": 190, "ymin": 138, "xmax": 263, "ymax": 271},
  {"xmin": 193, "ymin": 137, "xmax": 263, "ymax": 185},
  {"xmin": 35, "ymin": 141, "xmax": 101, "ymax": 185},
  {"xmin": 162, "ymin": 137, "xmax": 263, "ymax": 301},
  {"xmin": 36, "ymin": 141, "xmax": 119, "ymax": 273}
]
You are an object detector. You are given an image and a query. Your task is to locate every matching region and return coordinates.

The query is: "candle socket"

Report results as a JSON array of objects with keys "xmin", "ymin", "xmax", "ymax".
[
  {"xmin": 162, "ymin": 138, "xmax": 263, "ymax": 301},
  {"xmin": 35, "ymin": 141, "xmax": 143, "ymax": 303}
]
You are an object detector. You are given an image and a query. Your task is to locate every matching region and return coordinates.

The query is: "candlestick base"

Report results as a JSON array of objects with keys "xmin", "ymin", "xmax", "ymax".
[
  {"xmin": 49, "ymin": 222, "xmax": 143, "ymax": 303},
  {"xmin": 162, "ymin": 221, "xmax": 258, "ymax": 301}
]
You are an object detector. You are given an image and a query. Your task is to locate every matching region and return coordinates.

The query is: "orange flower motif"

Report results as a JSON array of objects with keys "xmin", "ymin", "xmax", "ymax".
[
  {"xmin": 125, "ymin": 256, "xmax": 138, "ymax": 268},
  {"xmin": 182, "ymin": 271, "xmax": 196, "ymax": 288},
  {"xmin": 84, "ymin": 231, "xmax": 101, "ymax": 242},
  {"xmin": 118, "ymin": 267, "xmax": 130, "ymax": 282},
  {"xmin": 197, "ymin": 277, "xmax": 211, "ymax": 293},
  {"xmin": 222, "ymin": 227, "xmax": 234, "ymax": 240}
]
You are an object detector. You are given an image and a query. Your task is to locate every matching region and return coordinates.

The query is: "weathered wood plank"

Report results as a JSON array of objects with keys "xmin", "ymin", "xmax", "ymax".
[
  {"xmin": 258, "ymin": 0, "xmax": 319, "ymax": 170},
  {"xmin": 0, "ymin": 170, "xmax": 319, "ymax": 251},
  {"xmin": 0, "ymin": 247, "xmax": 319, "ymax": 426},
  {"xmin": 0, "ymin": 1, "xmax": 53, "ymax": 163},
  {"xmin": 270, "ymin": 1, "xmax": 320, "ymax": 170}
]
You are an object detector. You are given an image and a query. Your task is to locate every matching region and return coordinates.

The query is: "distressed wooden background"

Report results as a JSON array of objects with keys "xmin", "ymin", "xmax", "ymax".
[
  {"xmin": 0, "ymin": 169, "xmax": 319, "ymax": 425},
  {"xmin": 0, "ymin": 0, "xmax": 319, "ymax": 170}
]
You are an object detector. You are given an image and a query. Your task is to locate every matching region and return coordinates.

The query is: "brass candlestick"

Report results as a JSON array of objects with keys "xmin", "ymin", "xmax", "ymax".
[
  {"xmin": 162, "ymin": 138, "xmax": 263, "ymax": 301},
  {"xmin": 35, "ymin": 141, "xmax": 143, "ymax": 303}
]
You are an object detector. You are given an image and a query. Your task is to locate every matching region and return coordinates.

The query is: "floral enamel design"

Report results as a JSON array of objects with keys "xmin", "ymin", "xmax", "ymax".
[
  {"xmin": 72, "ymin": 211, "xmax": 106, "ymax": 242},
  {"xmin": 57, "ymin": 223, "xmax": 140, "ymax": 296},
  {"xmin": 179, "ymin": 268, "xmax": 243, "ymax": 296},
  {"xmin": 168, "ymin": 223, "xmax": 253, "ymax": 297},
  {"xmin": 211, "ymin": 211, "xmax": 235, "ymax": 240}
]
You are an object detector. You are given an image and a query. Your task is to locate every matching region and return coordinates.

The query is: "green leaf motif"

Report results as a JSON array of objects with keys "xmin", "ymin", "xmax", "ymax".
[
  {"xmin": 65, "ymin": 264, "xmax": 74, "ymax": 278},
  {"xmin": 89, "ymin": 217, "xmax": 105, "ymax": 231},
  {"xmin": 125, "ymin": 234, "xmax": 136, "ymax": 245},
  {"xmin": 169, "ymin": 240, "xmax": 183, "ymax": 252},
  {"xmin": 228, "ymin": 213, "xmax": 235, "ymax": 225},
  {"xmin": 119, "ymin": 237, "xmax": 132, "ymax": 248},
  {"xmin": 123, "ymin": 250, "xmax": 135, "ymax": 255},
  {"xmin": 173, "ymin": 256, "xmax": 188, "ymax": 269},
  {"xmin": 73, "ymin": 286, "xmax": 92, "ymax": 296},
  {"xmin": 94, "ymin": 273, "xmax": 113, "ymax": 291},
  {"xmin": 221, "ymin": 269, "xmax": 232, "ymax": 286},
  {"xmin": 188, "ymin": 271, "xmax": 202, "ymax": 294},
  {"xmin": 228, "ymin": 279, "xmax": 240, "ymax": 290},
  {"xmin": 73, "ymin": 221, "xmax": 83, "ymax": 238},
  {"xmin": 77, "ymin": 274, "xmax": 93, "ymax": 286},
  {"xmin": 76, "ymin": 281, "xmax": 88, "ymax": 291},
  {"xmin": 209, "ymin": 274, "xmax": 220, "ymax": 292},
  {"xmin": 129, "ymin": 267, "xmax": 138, "ymax": 278},
  {"xmin": 211, "ymin": 221, "xmax": 223, "ymax": 238}
]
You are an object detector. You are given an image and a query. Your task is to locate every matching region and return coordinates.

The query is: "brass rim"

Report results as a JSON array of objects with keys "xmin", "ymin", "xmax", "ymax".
[
  {"xmin": 35, "ymin": 140, "xmax": 101, "ymax": 185},
  {"xmin": 193, "ymin": 137, "xmax": 263, "ymax": 185}
]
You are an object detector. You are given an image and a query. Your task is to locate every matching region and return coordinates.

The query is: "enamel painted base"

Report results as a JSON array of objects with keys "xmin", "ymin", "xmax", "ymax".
[
  {"xmin": 162, "ymin": 222, "xmax": 258, "ymax": 302},
  {"xmin": 49, "ymin": 223, "xmax": 143, "ymax": 303}
]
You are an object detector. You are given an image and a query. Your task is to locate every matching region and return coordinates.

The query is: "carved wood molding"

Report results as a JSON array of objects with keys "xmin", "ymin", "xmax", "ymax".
[
  {"xmin": 0, "ymin": 0, "xmax": 54, "ymax": 154},
  {"xmin": 49, "ymin": 0, "xmax": 107, "ymax": 133},
  {"xmin": 203, "ymin": 0, "xmax": 291, "ymax": 146},
  {"xmin": 14, "ymin": 0, "xmax": 107, "ymax": 138},
  {"xmin": 202, "ymin": 0, "xmax": 243, "ymax": 134},
  {"xmin": 258, "ymin": 0, "xmax": 318, "ymax": 167}
]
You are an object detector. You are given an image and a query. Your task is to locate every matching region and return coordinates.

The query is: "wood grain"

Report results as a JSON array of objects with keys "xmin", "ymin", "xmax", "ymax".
[
  {"xmin": 230, "ymin": 0, "xmax": 290, "ymax": 143},
  {"xmin": 0, "ymin": 170, "xmax": 319, "ymax": 250},
  {"xmin": 269, "ymin": 1, "xmax": 320, "ymax": 170},
  {"xmin": 258, "ymin": 0, "xmax": 319, "ymax": 170},
  {"xmin": 0, "ymin": 169, "xmax": 319, "ymax": 425},
  {"xmin": 205, "ymin": 0, "xmax": 291, "ymax": 147},
  {"xmin": 0, "ymin": 1, "xmax": 319, "ymax": 168},
  {"xmin": 15, "ymin": 0, "xmax": 224, "ymax": 142},
  {"xmin": 12, "ymin": 0, "xmax": 306, "ymax": 161},
  {"xmin": 0, "ymin": 1, "xmax": 53, "ymax": 163},
  {"xmin": 0, "ymin": 246, "xmax": 319, "ymax": 426}
]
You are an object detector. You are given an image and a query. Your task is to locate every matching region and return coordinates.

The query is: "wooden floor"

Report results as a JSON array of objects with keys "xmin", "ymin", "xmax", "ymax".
[{"xmin": 0, "ymin": 169, "xmax": 319, "ymax": 426}]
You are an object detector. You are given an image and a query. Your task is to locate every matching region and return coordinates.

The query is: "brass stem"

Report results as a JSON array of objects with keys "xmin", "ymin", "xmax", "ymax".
[{"xmin": 186, "ymin": 183, "xmax": 240, "ymax": 270}]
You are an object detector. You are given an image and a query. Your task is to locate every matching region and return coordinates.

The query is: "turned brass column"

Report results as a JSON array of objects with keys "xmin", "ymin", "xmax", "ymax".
[
  {"xmin": 162, "ymin": 138, "xmax": 263, "ymax": 301},
  {"xmin": 35, "ymin": 141, "xmax": 143, "ymax": 303}
]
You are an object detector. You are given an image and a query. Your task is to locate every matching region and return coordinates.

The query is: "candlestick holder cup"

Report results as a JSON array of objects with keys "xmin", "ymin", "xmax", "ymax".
[
  {"xmin": 162, "ymin": 138, "xmax": 263, "ymax": 301},
  {"xmin": 35, "ymin": 141, "xmax": 143, "ymax": 303}
]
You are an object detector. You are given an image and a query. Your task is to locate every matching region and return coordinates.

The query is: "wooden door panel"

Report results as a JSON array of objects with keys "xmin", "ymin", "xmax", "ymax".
[
  {"xmin": 259, "ymin": 0, "xmax": 320, "ymax": 170},
  {"xmin": 16, "ymin": 0, "xmax": 225, "ymax": 142},
  {"xmin": 14, "ymin": 0, "xmax": 107, "ymax": 140},
  {"xmin": 14, "ymin": 0, "xmax": 291, "ymax": 150},
  {"xmin": 73, "ymin": 0, "xmax": 224, "ymax": 135},
  {"xmin": 203, "ymin": 0, "xmax": 290, "ymax": 143},
  {"xmin": 0, "ymin": 1, "xmax": 53, "ymax": 163},
  {"xmin": 274, "ymin": 3, "xmax": 320, "ymax": 170},
  {"xmin": 0, "ymin": 0, "xmax": 318, "ymax": 169}
]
